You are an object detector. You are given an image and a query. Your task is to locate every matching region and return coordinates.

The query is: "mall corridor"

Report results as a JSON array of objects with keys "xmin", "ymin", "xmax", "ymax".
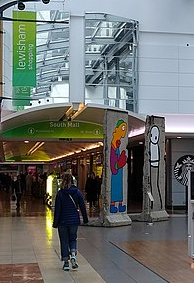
[{"xmin": 0, "ymin": 190, "xmax": 193, "ymax": 283}]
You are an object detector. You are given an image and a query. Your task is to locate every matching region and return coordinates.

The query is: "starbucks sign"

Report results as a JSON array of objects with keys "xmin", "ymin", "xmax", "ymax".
[{"xmin": 174, "ymin": 155, "xmax": 194, "ymax": 186}]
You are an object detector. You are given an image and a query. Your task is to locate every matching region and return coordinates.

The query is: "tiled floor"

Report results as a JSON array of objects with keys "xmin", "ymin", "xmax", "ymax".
[
  {"xmin": 0, "ymin": 190, "xmax": 193, "ymax": 283},
  {"xmin": 0, "ymin": 263, "xmax": 44, "ymax": 283}
]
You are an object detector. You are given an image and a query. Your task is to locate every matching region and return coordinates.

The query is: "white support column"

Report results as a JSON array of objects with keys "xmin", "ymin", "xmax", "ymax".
[{"xmin": 69, "ymin": 15, "xmax": 85, "ymax": 103}]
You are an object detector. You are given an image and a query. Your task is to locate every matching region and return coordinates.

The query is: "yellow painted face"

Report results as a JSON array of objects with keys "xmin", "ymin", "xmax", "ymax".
[
  {"xmin": 112, "ymin": 122, "xmax": 127, "ymax": 148},
  {"xmin": 119, "ymin": 122, "xmax": 127, "ymax": 138}
]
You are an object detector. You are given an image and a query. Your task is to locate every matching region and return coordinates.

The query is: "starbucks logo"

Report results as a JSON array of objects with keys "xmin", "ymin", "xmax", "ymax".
[{"xmin": 174, "ymin": 155, "xmax": 194, "ymax": 186}]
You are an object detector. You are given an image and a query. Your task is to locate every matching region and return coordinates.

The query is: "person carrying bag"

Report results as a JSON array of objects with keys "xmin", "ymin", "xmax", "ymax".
[{"xmin": 53, "ymin": 173, "xmax": 88, "ymax": 271}]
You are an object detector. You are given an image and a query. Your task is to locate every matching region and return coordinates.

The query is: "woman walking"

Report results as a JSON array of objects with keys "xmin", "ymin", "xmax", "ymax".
[{"xmin": 53, "ymin": 173, "xmax": 88, "ymax": 271}]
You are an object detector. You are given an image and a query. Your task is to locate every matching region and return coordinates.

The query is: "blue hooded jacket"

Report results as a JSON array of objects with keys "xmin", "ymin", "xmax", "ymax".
[{"xmin": 53, "ymin": 185, "xmax": 88, "ymax": 228}]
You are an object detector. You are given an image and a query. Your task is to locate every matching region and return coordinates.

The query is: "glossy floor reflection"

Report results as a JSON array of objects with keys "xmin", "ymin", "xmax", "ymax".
[
  {"xmin": 0, "ymin": 189, "xmax": 192, "ymax": 283},
  {"xmin": 0, "ymin": 190, "xmax": 48, "ymax": 217}
]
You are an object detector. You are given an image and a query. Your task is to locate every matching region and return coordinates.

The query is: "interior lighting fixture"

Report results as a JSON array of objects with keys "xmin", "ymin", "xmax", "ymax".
[
  {"xmin": 30, "ymin": 142, "xmax": 45, "ymax": 155},
  {"xmin": 50, "ymin": 152, "xmax": 74, "ymax": 161},
  {"xmin": 65, "ymin": 105, "xmax": 74, "ymax": 118},
  {"xmin": 70, "ymin": 103, "xmax": 85, "ymax": 120},
  {"xmin": 129, "ymin": 127, "xmax": 145, "ymax": 138},
  {"xmin": 64, "ymin": 103, "xmax": 85, "ymax": 121},
  {"xmin": 27, "ymin": 142, "xmax": 45, "ymax": 156},
  {"xmin": 176, "ymin": 136, "xmax": 182, "ymax": 139},
  {"xmin": 50, "ymin": 143, "xmax": 103, "ymax": 161},
  {"xmin": 46, "ymin": 175, "xmax": 53, "ymax": 197}
]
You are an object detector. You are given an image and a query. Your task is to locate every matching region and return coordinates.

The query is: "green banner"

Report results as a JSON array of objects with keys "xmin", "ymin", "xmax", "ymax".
[
  {"xmin": 13, "ymin": 11, "xmax": 36, "ymax": 87},
  {"xmin": 2, "ymin": 121, "xmax": 103, "ymax": 139},
  {"xmin": 13, "ymin": 86, "xmax": 31, "ymax": 106}
]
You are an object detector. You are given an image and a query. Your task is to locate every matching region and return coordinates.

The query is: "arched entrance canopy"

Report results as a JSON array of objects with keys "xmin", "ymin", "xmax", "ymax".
[{"xmin": 0, "ymin": 104, "xmax": 145, "ymax": 162}]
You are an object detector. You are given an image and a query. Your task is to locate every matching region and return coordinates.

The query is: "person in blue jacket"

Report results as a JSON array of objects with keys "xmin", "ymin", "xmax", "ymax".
[{"xmin": 53, "ymin": 173, "xmax": 89, "ymax": 271}]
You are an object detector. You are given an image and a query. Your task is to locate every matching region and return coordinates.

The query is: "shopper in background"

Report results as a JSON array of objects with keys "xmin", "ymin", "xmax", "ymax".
[
  {"xmin": 31, "ymin": 173, "xmax": 42, "ymax": 199},
  {"xmin": 11, "ymin": 175, "xmax": 23, "ymax": 209},
  {"xmin": 96, "ymin": 175, "xmax": 102, "ymax": 208},
  {"xmin": 85, "ymin": 172, "xmax": 98, "ymax": 209},
  {"xmin": 53, "ymin": 173, "xmax": 88, "ymax": 271},
  {"xmin": 19, "ymin": 172, "xmax": 26, "ymax": 193},
  {"xmin": 25, "ymin": 171, "xmax": 33, "ymax": 196}
]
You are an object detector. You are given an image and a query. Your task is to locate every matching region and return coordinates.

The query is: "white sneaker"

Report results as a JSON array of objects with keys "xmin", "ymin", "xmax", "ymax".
[
  {"xmin": 63, "ymin": 261, "xmax": 70, "ymax": 271},
  {"xmin": 70, "ymin": 256, "xmax": 78, "ymax": 269}
]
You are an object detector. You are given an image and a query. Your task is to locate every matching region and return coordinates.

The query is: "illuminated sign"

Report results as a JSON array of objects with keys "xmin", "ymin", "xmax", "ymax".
[{"xmin": 2, "ymin": 120, "xmax": 103, "ymax": 139}]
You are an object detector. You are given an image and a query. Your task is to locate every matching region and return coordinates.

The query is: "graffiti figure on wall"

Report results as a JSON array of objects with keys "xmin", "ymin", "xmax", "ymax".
[
  {"xmin": 149, "ymin": 125, "xmax": 163, "ymax": 209},
  {"xmin": 110, "ymin": 119, "xmax": 127, "ymax": 213}
]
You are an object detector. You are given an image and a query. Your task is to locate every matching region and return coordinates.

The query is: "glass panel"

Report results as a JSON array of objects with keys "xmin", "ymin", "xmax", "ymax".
[
  {"xmin": 33, "ymin": 11, "xmax": 70, "ymax": 107},
  {"xmin": 2, "ymin": 10, "xmax": 70, "ymax": 115},
  {"xmin": 2, "ymin": 10, "xmax": 138, "ymax": 116},
  {"xmin": 85, "ymin": 13, "xmax": 138, "ymax": 112}
]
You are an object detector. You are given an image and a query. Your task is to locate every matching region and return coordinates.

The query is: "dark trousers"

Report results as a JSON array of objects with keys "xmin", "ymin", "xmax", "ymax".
[
  {"xmin": 58, "ymin": 225, "xmax": 78, "ymax": 261},
  {"xmin": 16, "ymin": 193, "xmax": 22, "ymax": 207},
  {"xmin": 89, "ymin": 200, "xmax": 96, "ymax": 208}
]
